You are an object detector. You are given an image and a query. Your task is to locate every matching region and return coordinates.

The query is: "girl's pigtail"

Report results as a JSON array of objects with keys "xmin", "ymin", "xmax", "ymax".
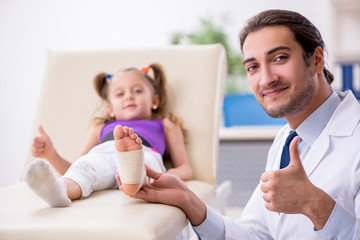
[
  {"xmin": 93, "ymin": 72, "xmax": 109, "ymax": 101},
  {"xmin": 149, "ymin": 63, "xmax": 168, "ymax": 117},
  {"xmin": 92, "ymin": 72, "xmax": 114, "ymax": 125}
]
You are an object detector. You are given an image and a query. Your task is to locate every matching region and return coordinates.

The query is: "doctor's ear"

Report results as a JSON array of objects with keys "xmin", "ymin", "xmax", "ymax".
[{"xmin": 311, "ymin": 46, "xmax": 325, "ymax": 75}]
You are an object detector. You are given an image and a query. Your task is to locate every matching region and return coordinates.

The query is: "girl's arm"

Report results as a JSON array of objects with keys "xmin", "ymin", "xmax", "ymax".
[
  {"xmin": 76, "ymin": 123, "xmax": 103, "ymax": 158},
  {"xmin": 162, "ymin": 118, "xmax": 193, "ymax": 180},
  {"xmin": 31, "ymin": 124, "xmax": 102, "ymax": 175}
]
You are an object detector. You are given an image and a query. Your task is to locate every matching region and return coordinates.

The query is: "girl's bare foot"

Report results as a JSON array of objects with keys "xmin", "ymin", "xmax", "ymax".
[
  {"xmin": 114, "ymin": 125, "xmax": 142, "ymax": 152},
  {"xmin": 114, "ymin": 125, "xmax": 145, "ymax": 195}
]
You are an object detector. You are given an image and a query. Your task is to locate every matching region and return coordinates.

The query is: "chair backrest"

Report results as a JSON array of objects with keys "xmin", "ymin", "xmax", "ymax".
[{"xmin": 24, "ymin": 44, "xmax": 227, "ymax": 185}]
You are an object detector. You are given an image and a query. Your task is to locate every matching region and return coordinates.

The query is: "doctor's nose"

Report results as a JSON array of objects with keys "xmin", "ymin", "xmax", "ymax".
[{"xmin": 259, "ymin": 66, "xmax": 278, "ymax": 87}]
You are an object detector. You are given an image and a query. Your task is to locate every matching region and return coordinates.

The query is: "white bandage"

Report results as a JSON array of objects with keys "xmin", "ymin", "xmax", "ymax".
[{"xmin": 116, "ymin": 149, "xmax": 146, "ymax": 185}]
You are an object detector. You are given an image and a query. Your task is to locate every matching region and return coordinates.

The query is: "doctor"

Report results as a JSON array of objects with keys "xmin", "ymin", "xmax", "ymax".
[{"xmin": 130, "ymin": 9, "xmax": 360, "ymax": 239}]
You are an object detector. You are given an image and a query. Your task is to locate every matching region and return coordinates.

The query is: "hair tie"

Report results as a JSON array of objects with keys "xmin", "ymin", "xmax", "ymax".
[
  {"xmin": 141, "ymin": 66, "xmax": 150, "ymax": 74},
  {"xmin": 106, "ymin": 74, "xmax": 112, "ymax": 79}
]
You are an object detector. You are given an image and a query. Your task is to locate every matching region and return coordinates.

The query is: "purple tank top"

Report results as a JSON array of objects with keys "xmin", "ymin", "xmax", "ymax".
[{"xmin": 100, "ymin": 119, "xmax": 166, "ymax": 156}]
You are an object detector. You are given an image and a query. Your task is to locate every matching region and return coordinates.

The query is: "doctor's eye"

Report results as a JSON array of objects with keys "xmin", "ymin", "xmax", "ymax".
[
  {"xmin": 246, "ymin": 65, "xmax": 259, "ymax": 72},
  {"xmin": 274, "ymin": 55, "xmax": 288, "ymax": 63}
]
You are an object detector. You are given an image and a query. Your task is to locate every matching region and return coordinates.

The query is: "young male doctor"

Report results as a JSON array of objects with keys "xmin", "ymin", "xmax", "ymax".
[{"xmin": 130, "ymin": 9, "xmax": 360, "ymax": 239}]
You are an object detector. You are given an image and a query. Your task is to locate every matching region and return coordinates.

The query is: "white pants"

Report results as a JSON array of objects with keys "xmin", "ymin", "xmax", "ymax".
[{"xmin": 63, "ymin": 141, "xmax": 165, "ymax": 198}]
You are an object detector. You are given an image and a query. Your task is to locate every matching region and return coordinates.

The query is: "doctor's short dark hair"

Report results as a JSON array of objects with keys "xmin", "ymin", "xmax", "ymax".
[{"xmin": 239, "ymin": 9, "xmax": 334, "ymax": 84}]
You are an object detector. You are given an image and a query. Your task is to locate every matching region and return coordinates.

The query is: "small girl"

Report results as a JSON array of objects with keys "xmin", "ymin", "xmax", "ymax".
[{"xmin": 25, "ymin": 63, "xmax": 193, "ymax": 207}]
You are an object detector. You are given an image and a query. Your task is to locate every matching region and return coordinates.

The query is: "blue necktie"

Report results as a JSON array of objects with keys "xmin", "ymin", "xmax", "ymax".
[{"xmin": 280, "ymin": 131, "xmax": 298, "ymax": 169}]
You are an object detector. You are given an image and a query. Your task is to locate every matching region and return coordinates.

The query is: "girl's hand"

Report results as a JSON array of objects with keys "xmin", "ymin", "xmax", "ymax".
[{"xmin": 31, "ymin": 125, "xmax": 56, "ymax": 160}]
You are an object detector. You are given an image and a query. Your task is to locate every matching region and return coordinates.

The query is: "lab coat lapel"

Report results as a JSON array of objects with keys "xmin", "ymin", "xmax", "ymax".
[
  {"xmin": 302, "ymin": 127, "xmax": 330, "ymax": 177},
  {"xmin": 302, "ymin": 91, "xmax": 360, "ymax": 177}
]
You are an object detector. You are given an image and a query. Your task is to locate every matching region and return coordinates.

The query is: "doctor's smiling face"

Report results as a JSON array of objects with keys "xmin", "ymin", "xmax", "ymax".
[
  {"xmin": 243, "ymin": 26, "xmax": 315, "ymax": 119},
  {"xmin": 242, "ymin": 26, "xmax": 329, "ymax": 127}
]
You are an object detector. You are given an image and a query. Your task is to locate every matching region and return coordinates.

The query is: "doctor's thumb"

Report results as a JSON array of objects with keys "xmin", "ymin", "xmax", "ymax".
[{"xmin": 288, "ymin": 136, "xmax": 302, "ymax": 168}]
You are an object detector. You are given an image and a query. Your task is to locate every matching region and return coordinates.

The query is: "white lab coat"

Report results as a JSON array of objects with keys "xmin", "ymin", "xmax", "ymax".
[{"xmin": 223, "ymin": 91, "xmax": 360, "ymax": 239}]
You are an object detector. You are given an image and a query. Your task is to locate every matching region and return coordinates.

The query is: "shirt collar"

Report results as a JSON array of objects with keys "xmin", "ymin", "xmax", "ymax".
[{"xmin": 294, "ymin": 91, "xmax": 341, "ymax": 147}]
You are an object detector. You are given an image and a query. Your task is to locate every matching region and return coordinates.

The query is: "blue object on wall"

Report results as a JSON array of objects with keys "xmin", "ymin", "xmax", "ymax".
[
  {"xmin": 342, "ymin": 64, "xmax": 353, "ymax": 91},
  {"xmin": 341, "ymin": 63, "xmax": 360, "ymax": 99},
  {"xmin": 223, "ymin": 93, "xmax": 287, "ymax": 127}
]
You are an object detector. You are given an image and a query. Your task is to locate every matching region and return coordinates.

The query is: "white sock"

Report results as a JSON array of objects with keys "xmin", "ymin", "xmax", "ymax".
[{"xmin": 24, "ymin": 159, "xmax": 71, "ymax": 207}]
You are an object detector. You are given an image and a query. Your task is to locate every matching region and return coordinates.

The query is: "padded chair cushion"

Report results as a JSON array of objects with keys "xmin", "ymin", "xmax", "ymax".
[{"xmin": 0, "ymin": 181, "xmax": 215, "ymax": 240}]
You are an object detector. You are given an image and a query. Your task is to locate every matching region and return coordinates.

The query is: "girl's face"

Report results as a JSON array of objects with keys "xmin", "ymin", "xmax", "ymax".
[{"xmin": 107, "ymin": 71, "xmax": 159, "ymax": 121}]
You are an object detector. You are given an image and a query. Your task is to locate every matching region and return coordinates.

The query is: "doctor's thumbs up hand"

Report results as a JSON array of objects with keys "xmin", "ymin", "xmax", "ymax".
[
  {"xmin": 260, "ymin": 136, "xmax": 335, "ymax": 230},
  {"xmin": 260, "ymin": 136, "xmax": 314, "ymax": 214}
]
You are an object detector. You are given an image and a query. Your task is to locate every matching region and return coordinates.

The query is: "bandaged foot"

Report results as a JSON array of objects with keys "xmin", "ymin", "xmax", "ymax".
[
  {"xmin": 114, "ymin": 125, "xmax": 146, "ymax": 195},
  {"xmin": 24, "ymin": 159, "xmax": 71, "ymax": 207}
]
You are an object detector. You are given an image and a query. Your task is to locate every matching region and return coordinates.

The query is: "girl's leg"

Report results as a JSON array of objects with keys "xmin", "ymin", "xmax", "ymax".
[
  {"xmin": 25, "ymin": 142, "xmax": 116, "ymax": 207},
  {"xmin": 24, "ymin": 159, "xmax": 75, "ymax": 207},
  {"xmin": 63, "ymin": 178, "xmax": 82, "ymax": 200},
  {"xmin": 63, "ymin": 142, "xmax": 117, "ymax": 198},
  {"xmin": 114, "ymin": 125, "xmax": 145, "ymax": 195}
]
